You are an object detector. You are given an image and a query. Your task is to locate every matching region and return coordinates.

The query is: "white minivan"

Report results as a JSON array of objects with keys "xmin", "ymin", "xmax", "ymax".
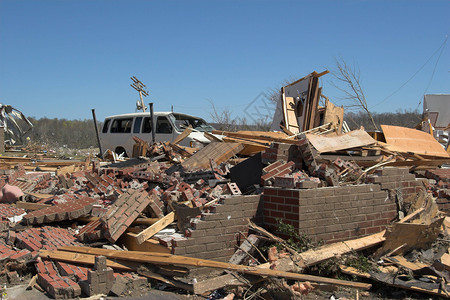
[{"xmin": 99, "ymin": 112, "xmax": 214, "ymax": 157}]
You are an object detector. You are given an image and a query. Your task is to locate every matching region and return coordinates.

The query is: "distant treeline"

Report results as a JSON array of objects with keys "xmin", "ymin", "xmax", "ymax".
[
  {"xmin": 345, "ymin": 109, "xmax": 422, "ymax": 131},
  {"xmin": 27, "ymin": 117, "xmax": 99, "ymax": 149},
  {"xmin": 25, "ymin": 109, "xmax": 422, "ymax": 149}
]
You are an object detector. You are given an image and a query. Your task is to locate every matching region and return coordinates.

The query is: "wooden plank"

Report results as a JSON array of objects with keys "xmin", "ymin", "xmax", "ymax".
[
  {"xmin": 172, "ymin": 125, "xmax": 193, "ymax": 145},
  {"xmin": 119, "ymin": 233, "xmax": 171, "ymax": 253},
  {"xmin": 385, "ymin": 255, "xmax": 429, "ymax": 272},
  {"xmin": 181, "ymin": 142, "xmax": 244, "ymax": 170},
  {"xmin": 134, "ymin": 211, "xmax": 176, "ymax": 244},
  {"xmin": 39, "ymin": 250, "xmax": 137, "ymax": 271},
  {"xmin": 284, "ymin": 96, "xmax": 300, "ymax": 134},
  {"xmin": 56, "ymin": 246, "xmax": 371, "ymax": 290},
  {"xmin": 374, "ymin": 217, "xmax": 444, "ymax": 258},
  {"xmin": 441, "ymin": 253, "xmax": 450, "ymax": 271},
  {"xmin": 24, "ymin": 192, "xmax": 54, "ymax": 199},
  {"xmin": 323, "ymin": 99, "xmax": 344, "ymax": 134},
  {"xmin": 204, "ymin": 131, "xmax": 222, "ymax": 142},
  {"xmin": 381, "ymin": 125, "xmax": 450, "ymax": 158},
  {"xmin": 193, "ymin": 273, "xmax": 248, "ymax": 294},
  {"xmin": 298, "ymin": 231, "xmax": 386, "ymax": 267},
  {"xmin": 305, "ymin": 129, "xmax": 377, "ymax": 153},
  {"xmin": 211, "ymin": 131, "xmax": 299, "ymax": 145},
  {"xmin": 15, "ymin": 201, "xmax": 51, "ymax": 211}
]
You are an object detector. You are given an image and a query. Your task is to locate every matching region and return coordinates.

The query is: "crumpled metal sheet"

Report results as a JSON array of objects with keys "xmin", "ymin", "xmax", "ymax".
[{"xmin": 0, "ymin": 104, "xmax": 33, "ymax": 145}]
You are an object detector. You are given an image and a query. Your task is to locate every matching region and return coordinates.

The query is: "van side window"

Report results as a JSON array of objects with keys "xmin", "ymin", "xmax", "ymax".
[
  {"xmin": 142, "ymin": 117, "xmax": 152, "ymax": 133},
  {"xmin": 102, "ymin": 119, "xmax": 111, "ymax": 133},
  {"xmin": 110, "ymin": 118, "xmax": 133, "ymax": 133},
  {"xmin": 156, "ymin": 117, "xmax": 172, "ymax": 134},
  {"xmin": 133, "ymin": 117, "xmax": 142, "ymax": 133}
]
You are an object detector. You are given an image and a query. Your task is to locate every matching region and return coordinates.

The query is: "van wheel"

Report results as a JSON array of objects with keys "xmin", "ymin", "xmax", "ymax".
[{"xmin": 115, "ymin": 147, "xmax": 128, "ymax": 158}]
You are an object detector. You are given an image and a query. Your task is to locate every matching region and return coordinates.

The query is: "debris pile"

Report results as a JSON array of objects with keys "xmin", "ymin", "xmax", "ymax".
[{"xmin": 0, "ymin": 72, "xmax": 448, "ymax": 299}]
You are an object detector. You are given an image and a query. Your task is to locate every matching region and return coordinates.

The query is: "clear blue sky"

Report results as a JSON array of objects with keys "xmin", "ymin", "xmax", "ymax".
[{"xmin": 1, "ymin": 0, "xmax": 449, "ymax": 123}]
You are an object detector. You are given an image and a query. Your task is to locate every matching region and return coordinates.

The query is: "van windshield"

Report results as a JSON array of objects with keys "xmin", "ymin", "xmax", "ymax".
[{"xmin": 169, "ymin": 113, "xmax": 215, "ymax": 132}]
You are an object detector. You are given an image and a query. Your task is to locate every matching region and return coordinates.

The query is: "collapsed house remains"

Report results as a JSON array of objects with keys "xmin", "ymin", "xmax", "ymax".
[{"xmin": 0, "ymin": 72, "xmax": 449, "ymax": 299}]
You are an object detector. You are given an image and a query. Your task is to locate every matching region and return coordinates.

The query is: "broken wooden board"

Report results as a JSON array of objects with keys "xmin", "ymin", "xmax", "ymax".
[
  {"xmin": 181, "ymin": 142, "xmax": 244, "ymax": 170},
  {"xmin": 341, "ymin": 265, "xmax": 450, "ymax": 298},
  {"xmin": 305, "ymin": 129, "xmax": 377, "ymax": 153},
  {"xmin": 134, "ymin": 211, "xmax": 176, "ymax": 244},
  {"xmin": 441, "ymin": 253, "xmax": 450, "ymax": 272},
  {"xmin": 58, "ymin": 246, "xmax": 371, "ymax": 290},
  {"xmin": 15, "ymin": 201, "xmax": 51, "ymax": 211},
  {"xmin": 374, "ymin": 217, "xmax": 444, "ymax": 258},
  {"xmin": 211, "ymin": 130, "xmax": 298, "ymax": 145},
  {"xmin": 322, "ymin": 99, "xmax": 344, "ymax": 134},
  {"xmin": 39, "ymin": 250, "xmax": 138, "ymax": 271},
  {"xmin": 298, "ymin": 231, "xmax": 386, "ymax": 267},
  {"xmin": 193, "ymin": 273, "xmax": 250, "ymax": 295},
  {"xmin": 282, "ymin": 95, "xmax": 301, "ymax": 134},
  {"xmin": 385, "ymin": 255, "xmax": 430, "ymax": 272},
  {"xmin": 221, "ymin": 136, "xmax": 268, "ymax": 156},
  {"xmin": 172, "ymin": 125, "xmax": 193, "ymax": 145},
  {"xmin": 381, "ymin": 125, "xmax": 450, "ymax": 158},
  {"xmin": 118, "ymin": 233, "xmax": 171, "ymax": 253}
]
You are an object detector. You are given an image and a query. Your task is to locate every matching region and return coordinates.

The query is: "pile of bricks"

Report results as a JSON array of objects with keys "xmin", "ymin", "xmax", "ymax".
[{"xmin": 0, "ymin": 131, "xmax": 445, "ymax": 299}]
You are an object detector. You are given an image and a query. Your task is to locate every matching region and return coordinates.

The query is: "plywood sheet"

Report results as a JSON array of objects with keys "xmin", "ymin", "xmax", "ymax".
[
  {"xmin": 381, "ymin": 125, "xmax": 449, "ymax": 158},
  {"xmin": 305, "ymin": 129, "xmax": 377, "ymax": 153}
]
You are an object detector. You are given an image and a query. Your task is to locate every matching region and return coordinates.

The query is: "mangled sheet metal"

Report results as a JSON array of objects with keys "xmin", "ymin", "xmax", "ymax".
[{"xmin": 0, "ymin": 104, "xmax": 33, "ymax": 145}]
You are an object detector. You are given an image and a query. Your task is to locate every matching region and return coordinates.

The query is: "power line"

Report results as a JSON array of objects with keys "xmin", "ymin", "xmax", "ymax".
[{"xmin": 370, "ymin": 36, "xmax": 448, "ymax": 109}]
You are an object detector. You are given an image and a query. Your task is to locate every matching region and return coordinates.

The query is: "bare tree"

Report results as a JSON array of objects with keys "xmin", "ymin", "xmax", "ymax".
[
  {"xmin": 330, "ymin": 57, "xmax": 378, "ymax": 130},
  {"xmin": 208, "ymin": 100, "xmax": 238, "ymax": 131}
]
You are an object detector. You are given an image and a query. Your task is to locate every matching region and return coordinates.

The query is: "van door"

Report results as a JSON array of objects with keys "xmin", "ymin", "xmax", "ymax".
[
  {"xmin": 155, "ymin": 116, "xmax": 175, "ymax": 142},
  {"xmin": 134, "ymin": 116, "xmax": 153, "ymax": 144}
]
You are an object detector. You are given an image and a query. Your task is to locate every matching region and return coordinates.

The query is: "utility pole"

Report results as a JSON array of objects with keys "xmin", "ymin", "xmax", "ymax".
[{"xmin": 130, "ymin": 76, "xmax": 149, "ymax": 112}]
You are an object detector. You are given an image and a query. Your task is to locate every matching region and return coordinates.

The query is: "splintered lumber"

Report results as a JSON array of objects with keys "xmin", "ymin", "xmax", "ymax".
[
  {"xmin": 212, "ymin": 130, "xmax": 298, "ymax": 145},
  {"xmin": 381, "ymin": 125, "xmax": 450, "ymax": 158},
  {"xmin": 193, "ymin": 273, "xmax": 249, "ymax": 295},
  {"xmin": 299, "ymin": 231, "xmax": 386, "ymax": 267},
  {"xmin": 323, "ymin": 99, "xmax": 344, "ymax": 134},
  {"xmin": 341, "ymin": 265, "xmax": 450, "ymax": 298},
  {"xmin": 384, "ymin": 255, "xmax": 430, "ymax": 272},
  {"xmin": 374, "ymin": 217, "xmax": 444, "ymax": 258},
  {"xmin": 172, "ymin": 125, "xmax": 193, "ymax": 145},
  {"xmin": 39, "ymin": 250, "xmax": 137, "ymax": 271},
  {"xmin": 137, "ymin": 267, "xmax": 193, "ymax": 292},
  {"xmin": 204, "ymin": 131, "xmax": 222, "ymax": 142},
  {"xmin": 305, "ymin": 129, "xmax": 377, "ymax": 153},
  {"xmin": 283, "ymin": 96, "xmax": 301, "ymax": 134},
  {"xmin": 119, "ymin": 233, "xmax": 171, "ymax": 253},
  {"xmin": 58, "ymin": 246, "xmax": 371, "ymax": 290},
  {"xmin": 134, "ymin": 211, "xmax": 176, "ymax": 244},
  {"xmin": 181, "ymin": 142, "xmax": 244, "ymax": 170},
  {"xmin": 15, "ymin": 201, "xmax": 51, "ymax": 211}
]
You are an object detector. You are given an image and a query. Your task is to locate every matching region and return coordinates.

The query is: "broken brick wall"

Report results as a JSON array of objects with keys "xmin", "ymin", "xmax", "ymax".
[
  {"xmin": 170, "ymin": 195, "xmax": 261, "ymax": 262},
  {"xmin": 263, "ymin": 184, "xmax": 396, "ymax": 244},
  {"xmin": 366, "ymin": 167, "xmax": 426, "ymax": 199},
  {"xmin": 262, "ymin": 167, "xmax": 426, "ymax": 244}
]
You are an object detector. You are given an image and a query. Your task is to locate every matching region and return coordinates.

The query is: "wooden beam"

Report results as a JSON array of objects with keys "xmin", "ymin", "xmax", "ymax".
[
  {"xmin": 134, "ymin": 211, "xmax": 176, "ymax": 244},
  {"xmin": 172, "ymin": 125, "xmax": 192, "ymax": 145},
  {"xmin": 57, "ymin": 247, "xmax": 371, "ymax": 290},
  {"xmin": 39, "ymin": 250, "xmax": 138, "ymax": 271},
  {"xmin": 15, "ymin": 201, "xmax": 51, "ymax": 211},
  {"xmin": 298, "ymin": 231, "xmax": 386, "ymax": 267},
  {"xmin": 211, "ymin": 131, "xmax": 299, "ymax": 145}
]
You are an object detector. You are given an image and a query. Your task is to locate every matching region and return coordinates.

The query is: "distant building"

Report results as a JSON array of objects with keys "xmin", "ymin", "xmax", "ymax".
[
  {"xmin": 423, "ymin": 94, "xmax": 450, "ymax": 150},
  {"xmin": 423, "ymin": 94, "xmax": 450, "ymax": 131}
]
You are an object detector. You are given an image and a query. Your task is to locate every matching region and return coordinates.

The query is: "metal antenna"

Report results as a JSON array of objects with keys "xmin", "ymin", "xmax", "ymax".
[{"xmin": 130, "ymin": 76, "xmax": 149, "ymax": 112}]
